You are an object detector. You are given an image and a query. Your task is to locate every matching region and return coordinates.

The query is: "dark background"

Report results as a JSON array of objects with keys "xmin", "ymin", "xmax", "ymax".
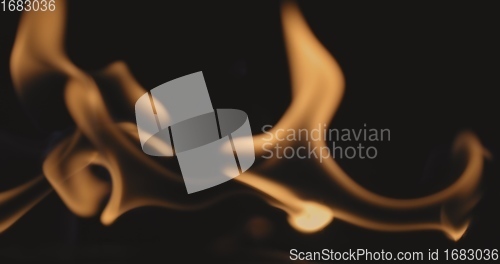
[{"xmin": 0, "ymin": 1, "xmax": 499, "ymax": 262}]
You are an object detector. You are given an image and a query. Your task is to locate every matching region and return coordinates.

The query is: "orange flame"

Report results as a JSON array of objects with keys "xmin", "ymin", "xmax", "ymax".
[
  {"xmin": 236, "ymin": 2, "xmax": 487, "ymax": 239},
  {"xmin": 1, "ymin": 0, "xmax": 488, "ymax": 241}
]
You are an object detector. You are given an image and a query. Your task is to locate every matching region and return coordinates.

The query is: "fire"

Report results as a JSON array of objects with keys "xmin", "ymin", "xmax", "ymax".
[
  {"xmin": 236, "ymin": 172, "xmax": 334, "ymax": 233},
  {"xmin": 0, "ymin": 0, "xmax": 488, "ymax": 241},
  {"xmin": 289, "ymin": 202, "xmax": 334, "ymax": 233}
]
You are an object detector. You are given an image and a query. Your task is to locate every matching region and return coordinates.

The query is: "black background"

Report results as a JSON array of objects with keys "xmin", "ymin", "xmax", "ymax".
[{"xmin": 0, "ymin": 1, "xmax": 499, "ymax": 262}]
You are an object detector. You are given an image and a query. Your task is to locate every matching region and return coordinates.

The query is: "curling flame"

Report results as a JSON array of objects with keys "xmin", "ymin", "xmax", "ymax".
[
  {"xmin": 0, "ymin": 0, "xmax": 488, "ymax": 242},
  {"xmin": 237, "ymin": 173, "xmax": 334, "ymax": 233},
  {"xmin": 240, "ymin": 2, "xmax": 487, "ymax": 239},
  {"xmin": 290, "ymin": 202, "xmax": 334, "ymax": 233}
]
